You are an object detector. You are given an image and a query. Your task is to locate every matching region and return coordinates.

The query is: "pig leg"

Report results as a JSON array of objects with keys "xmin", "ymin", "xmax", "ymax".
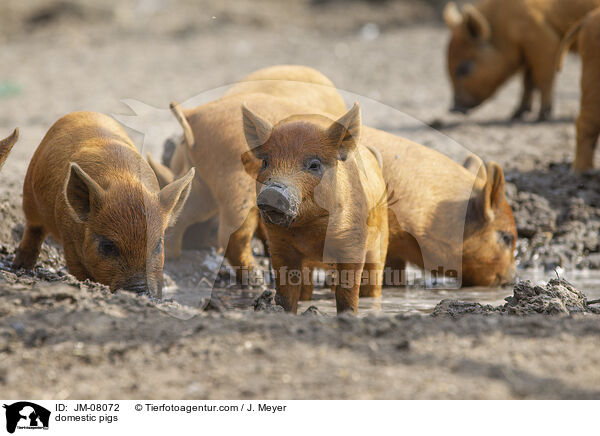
[
  {"xmin": 299, "ymin": 264, "xmax": 314, "ymax": 301},
  {"xmin": 13, "ymin": 225, "xmax": 47, "ymax": 270},
  {"xmin": 164, "ymin": 220, "xmax": 187, "ymax": 259},
  {"xmin": 63, "ymin": 246, "xmax": 92, "ymax": 282},
  {"xmin": 270, "ymin": 243, "xmax": 303, "ymax": 313},
  {"xmin": 359, "ymin": 251, "xmax": 384, "ymax": 298},
  {"xmin": 573, "ymin": 113, "xmax": 600, "ymax": 172},
  {"xmin": 166, "ymin": 178, "xmax": 218, "ymax": 258},
  {"xmin": 523, "ymin": 28, "xmax": 559, "ymax": 121},
  {"xmin": 537, "ymin": 81, "xmax": 554, "ymax": 122},
  {"xmin": 299, "ymin": 283, "xmax": 314, "ymax": 301},
  {"xmin": 511, "ymin": 69, "xmax": 534, "ymax": 120},
  {"xmin": 334, "ymin": 262, "xmax": 363, "ymax": 314},
  {"xmin": 573, "ymin": 64, "xmax": 600, "ymax": 172},
  {"xmin": 165, "ymin": 212, "xmax": 217, "ymax": 258},
  {"xmin": 221, "ymin": 209, "xmax": 262, "ymax": 285}
]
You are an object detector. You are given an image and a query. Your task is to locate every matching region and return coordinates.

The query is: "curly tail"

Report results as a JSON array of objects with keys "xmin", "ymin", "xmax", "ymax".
[
  {"xmin": 169, "ymin": 101, "xmax": 195, "ymax": 153},
  {"xmin": 556, "ymin": 18, "xmax": 585, "ymax": 71}
]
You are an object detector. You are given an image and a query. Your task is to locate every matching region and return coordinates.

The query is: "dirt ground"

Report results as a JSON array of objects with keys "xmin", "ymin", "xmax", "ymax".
[{"xmin": 1, "ymin": 0, "xmax": 600, "ymax": 399}]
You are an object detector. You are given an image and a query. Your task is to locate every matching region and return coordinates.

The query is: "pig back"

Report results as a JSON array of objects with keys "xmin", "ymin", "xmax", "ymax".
[
  {"xmin": 224, "ymin": 65, "xmax": 347, "ymax": 117},
  {"xmin": 361, "ymin": 126, "xmax": 477, "ymax": 248},
  {"xmin": 24, "ymin": 111, "xmax": 158, "ymax": 234}
]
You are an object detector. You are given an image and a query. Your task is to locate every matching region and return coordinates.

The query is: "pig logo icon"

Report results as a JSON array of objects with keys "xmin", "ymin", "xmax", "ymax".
[{"xmin": 3, "ymin": 402, "xmax": 50, "ymax": 434}]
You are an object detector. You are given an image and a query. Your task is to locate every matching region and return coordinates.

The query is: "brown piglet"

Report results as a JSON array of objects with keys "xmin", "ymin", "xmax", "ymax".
[
  {"xmin": 364, "ymin": 126, "xmax": 516, "ymax": 286},
  {"xmin": 0, "ymin": 128, "xmax": 18, "ymax": 170},
  {"xmin": 242, "ymin": 103, "xmax": 389, "ymax": 314},
  {"xmin": 557, "ymin": 8, "xmax": 600, "ymax": 172},
  {"xmin": 13, "ymin": 112, "xmax": 194, "ymax": 297},
  {"xmin": 444, "ymin": 0, "xmax": 600, "ymax": 120}
]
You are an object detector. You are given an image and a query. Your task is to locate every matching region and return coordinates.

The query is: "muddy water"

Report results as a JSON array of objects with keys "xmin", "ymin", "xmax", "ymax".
[
  {"xmin": 296, "ymin": 268, "xmax": 600, "ymax": 316},
  {"xmin": 160, "ymin": 251, "xmax": 600, "ymax": 317}
]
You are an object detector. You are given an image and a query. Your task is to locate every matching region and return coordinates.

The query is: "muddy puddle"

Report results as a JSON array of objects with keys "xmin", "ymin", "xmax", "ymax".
[
  {"xmin": 299, "ymin": 269, "xmax": 600, "ymax": 316},
  {"xmin": 159, "ymin": 251, "xmax": 600, "ymax": 317},
  {"xmin": 296, "ymin": 269, "xmax": 600, "ymax": 316}
]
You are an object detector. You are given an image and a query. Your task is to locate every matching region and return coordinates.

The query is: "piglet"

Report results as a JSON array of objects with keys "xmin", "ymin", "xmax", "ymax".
[
  {"xmin": 242, "ymin": 103, "xmax": 389, "ymax": 314},
  {"xmin": 13, "ymin": 111, "xmax": 194, "ymax": 297}
]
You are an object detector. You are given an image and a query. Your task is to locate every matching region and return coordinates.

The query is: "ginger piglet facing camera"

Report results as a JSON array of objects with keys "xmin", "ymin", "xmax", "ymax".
[
  {"xmin": 13, "ymin": 112, "xmax": 194, "ymax": 298},
  {"xmin": 242, "ymin": 103, "xmax": 389, "ymax": 314},
  {"xmin": 0, "ymin": 128, "xmax": 18, "ymax": 170}
]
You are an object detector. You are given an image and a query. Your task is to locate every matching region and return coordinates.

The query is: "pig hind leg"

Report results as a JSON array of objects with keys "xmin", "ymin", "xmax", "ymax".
[
  {"xmin": 221, "ymin": 209, "xmax": 262, "ymax": 286},
  {"xmin": 269, "ymin": 243, "xmax": 303, "ymax": 313},
  {"xmin": 511, "ymin": 69, "xmax": 534, "ymax": 120},
  {"xmin": 573, "ymin": 114, "xmax": 600, "ymax": 172},
  {"xmin": 359, "ymin": 249, "xmax": 386, "ymax": 298},
  {"xmin": 573, "ymin": 62, "xmax": 600, "ymax": 172},
  {"xmin": 62, "ymin": 246, "xmax": 92, "ymax": 282},
  {"xmin": 13, "ymin": 224, "xmax": 47, "ymax": 270},
  {"xmin": 334, "ymin": 262, "xmax": 363, "ymax": 314},
  {"xmin": 299, "ymin": 264, "xmax": 314, "ymax": 301},
  {"xmin": 524, "ymin": 27, "xmax": 559, "ymax": 121}
]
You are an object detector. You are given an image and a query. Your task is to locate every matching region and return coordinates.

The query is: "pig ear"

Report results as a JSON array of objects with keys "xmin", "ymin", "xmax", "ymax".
[
  {"xmin": 463, "ymin": 154, "xmax": 488, "ymax": 185},
  {"xmin": 159, "ymin": 168, "xmax": 195, "ymax": 227},
  {"xmin": 65, "ymin": 163, "xmax": 106, "ymax": 223},
  {"xmin": 463, "ymin": 4, "xmax": 490, "ymax": 40},
  {"xmin": 0, "ymin": 128, "xmax": 18, "ymax": 169},
  {"xmin": 327, "ymin": 102, "xmax": 361, "ymax": 161},
  {"xmin": 484, "ymin": 162, "xmax": 506, "ymax": 212},
  {"xmin": 469, "ymin": 162, "xmax": 505, "ymax": 223},
  {"xmin": 443, "ymin": 2, "xmax": 462, "ymax": 28},
  {"xmin": 147, "ymin": 153, "xmax": 175, "ymax": 189},
  {"xmin": 242, "ymin": 103, "xmax": 273, "ymax": 152}
]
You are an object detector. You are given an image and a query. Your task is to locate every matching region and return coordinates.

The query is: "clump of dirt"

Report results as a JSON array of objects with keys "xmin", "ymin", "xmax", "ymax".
[
  {"xmin": 432, "ymin": 300, "xmax": 500, "ymax": 317},
  {"xmin": 506, "ymin": 278, "xmax": 599, "ymax": 315},
  {"xmin": 254, "ymin": 289, "xmax": 284, "ymax": 312},
  {"xmin": 434, "ymin": 278, "xmax": 600, "ymax": 317}
]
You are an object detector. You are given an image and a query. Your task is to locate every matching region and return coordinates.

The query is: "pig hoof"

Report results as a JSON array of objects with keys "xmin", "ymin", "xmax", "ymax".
[
  {"xmin": 510, "ymin": 107, "xmax": 530, "ymax": 120},
  {"xmin": 572, "ymin": 163, "xmax": 593, "ymax": 174},
  {"xmin": 12, "ymin": 253, "xmax": 34, "ymax": 271},
  {"xmin": 537, "ymin": 108, "xmax": 552, "ymax": 122}
]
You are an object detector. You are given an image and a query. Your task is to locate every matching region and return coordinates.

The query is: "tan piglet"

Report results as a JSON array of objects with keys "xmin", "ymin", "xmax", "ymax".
[{"xmin": 13, "ymin": 111, "xmax": 194, "ymax": 297}]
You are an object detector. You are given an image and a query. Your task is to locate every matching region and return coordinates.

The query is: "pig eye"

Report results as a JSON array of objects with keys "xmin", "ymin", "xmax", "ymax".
[
  {"xmin": 260, "ymin": 158, "xmax": 268, "ymax": 171},
  {"xmin": 305, "ymin": 158, "xmax": 323, "ymax": 175},
  {"xmin": 456, "ymin": 61, "xmax": 474, "ymax": 78},
  {"xmin": 498, "ymin": 231, "xmax": 514, "ymax": 247},
  {"xmin": 98, "ymin": 237, "xmax": 119, "ymax": 257}
]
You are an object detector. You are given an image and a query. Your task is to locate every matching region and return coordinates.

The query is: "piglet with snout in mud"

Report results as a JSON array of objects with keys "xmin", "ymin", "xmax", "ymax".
[
  {"xmin": 242, "ymin": 103, "xmax": 389, "ymax": 314},
  {"xmin": 0, "ymin": 128, "xmax": 18, "ymax": 170},
  {"xmin": 13, "ymin": 112, "xmax": 194, "ymax": 297}
]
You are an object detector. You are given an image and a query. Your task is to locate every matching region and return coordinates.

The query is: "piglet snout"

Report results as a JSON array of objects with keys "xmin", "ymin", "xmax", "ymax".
[{"xmin": 257, "ymin": 182, "xmax": 300, "ymax": 228}]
